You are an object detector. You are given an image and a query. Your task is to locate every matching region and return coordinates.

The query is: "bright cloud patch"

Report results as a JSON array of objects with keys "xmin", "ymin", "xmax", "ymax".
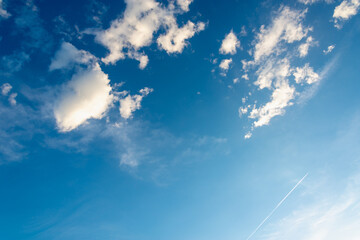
[
  {"xmin": 176, "ymin": 0, "xmax": 193, "ymax": 12},
  {"xmin": 95, "ymin": 0, "xmax": 204, "ymax": 67},
  {"xmin": 298, "ymin": 36, "xmax": 316, "ymax": 57},
  {"xmin": 119, "ymin": 87, "xmax": 153, "ymax": 119},
  {"xmin": 0, "ymin": 0, "xmax": 10, "ymax": 19},
  {"xmin": 252, "ymin": 7, "xmax": 310, "ymax": 62},
  {"xmin": 54, "ymin": 64, "xmax": 114, "ymax": 132},
  {"xmin": 157, "ymin": 21, "xmax": 205, "ymax": 54},
  {"xmin": 254, "ymin": 58, "xmax": 291, "ymax": 90},
  {"xmin": 249, "ymin": 81, "xmax": 295, "ymax": 127},
  {"xmin": 219, "ymin": 58, "xmax": 232, "ymax": 71},
  {"xmin": 323, "ymin": 44, "xmax": 335, "ymax": 54},
  {"xmin": 238, "ymin": 6, "xmax": 322, "ymax": 138},
  {"xmin": 49, "ymin": 42, "xmax": 96, "ymax": 71},
  {"xmin": 293, "ymin": 63, "xmax": 320, "ymax": 84},
  {"xmin": 219, "ymin": 30, "xmax": 240, "ymax": 55},
  {"xmin": 333, "ymin": 0, "xmax": 360, "ymax": 27},
  {"xmin": 1, "ymin": 83, "xmax": 12, "ymax": 96}
]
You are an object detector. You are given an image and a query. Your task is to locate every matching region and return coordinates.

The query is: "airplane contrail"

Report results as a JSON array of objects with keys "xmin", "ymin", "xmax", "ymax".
[{"xmin": 246, "ymin": 173, "xmax": 308, "ymax": 240}]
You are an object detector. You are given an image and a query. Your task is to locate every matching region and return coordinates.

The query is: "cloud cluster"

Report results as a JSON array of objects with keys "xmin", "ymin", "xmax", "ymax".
[
  {"xmin": 50, "ymin": 42, "xmax": 153, "ymax": 132},
  {"xmin": 95, "ymin": 0, "xmax": 204, "ymax": 68},
  {"xmin": 239, "ymin": 7, "xmax": 321, "ymax": 137},
  {"xmin": 219, "ymin": 30, "xmax": 240, "ymax": 55}
]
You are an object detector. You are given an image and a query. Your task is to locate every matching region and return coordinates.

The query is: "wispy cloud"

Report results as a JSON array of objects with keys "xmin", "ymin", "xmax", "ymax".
[
  {"xmin": 298, "ymin": 54, "xmax": 339, "ymax": 104},
  {"xmin": 93, "ymin": 0, "xmax": 205, "ymax": 67},
  {"xmin": 260, "ymin": 172, "xmax": 360, "ymax": 240}
]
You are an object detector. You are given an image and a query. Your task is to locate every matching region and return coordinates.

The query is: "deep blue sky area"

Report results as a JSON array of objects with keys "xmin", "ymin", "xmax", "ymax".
[{"xmin": 1, "ymin": 0, "xmax": 360, "ymax": 239}]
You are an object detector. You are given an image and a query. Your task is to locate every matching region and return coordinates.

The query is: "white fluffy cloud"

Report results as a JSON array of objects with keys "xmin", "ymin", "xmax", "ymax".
[
  {"xmin": 54, "ymin": 63, "xmax": 114, "ymax": 132},
  {"xmin": 119, "ymin": 87, "xmax": 153, "ymax": 119},
  {"xmin": 333, "ymin": 0, "xmax": 360, "ymax": 27},
  {"xmin": 176, "ymin": 0, "xmax": 193, "ymax": 12},
  {"xmin": 49, "ymin": 42, "xmax": 96, "ymax": 71},
  {"xmin": 298, "ymin": 0, "xmax": 333, "ymax": 4},
  {"xmin": 1, "ymin": 83, "xmax": 12, "ymax": 96},
  {"xmin": 157, "ymin": 21, "xmax": 205, "ymax": 54},
  {"xmin": 1, "ymin": 83, "xmax": 17, "ymax": 106},
  {"xmin": 249, "ymin": 80, "xmax": 295, "ymax": 127},
  {"xmin": 219, "ymin": 58, "xmax": 232, "ymax": 71},
  {"xmin": 293, "ymin": 63, "xmax": 320, "ymax": 84},
  {"xmin": 219, "ymin": 30, "xmax": 240, "ymax": 55},
  {"xmin": 244, "ymin": 132, "xmax": 252, "ymax": 139},
  {"xmin": 252, "ymin": 7, "xmax": 310, "ymax": 62},
  {"xmin": 0, "ymin": 0, "xmax": 10, "ymax": 19},
  {"xmin": 298, "ymin": 36, "xmax": 315, "ymax": 57},
  {"xmin": 255, "ymin": 58, "xmax": 291, "ymax": 89},
  {"xmin": 95, "ymin": 0, "xmax": 204, "ymax": 67},
  {"xmin": 323, "ymin": 44, "xmax": 335, "ymax": 54},
  {"xmin": 50, "ymin": 42, "xmax": 114, "ymax": 132}
]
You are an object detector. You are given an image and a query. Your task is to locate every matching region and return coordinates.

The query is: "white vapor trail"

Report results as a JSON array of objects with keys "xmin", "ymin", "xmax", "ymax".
[{"xmin": 246, "ymin": 173, "xmax": 308, "ymax": 240}]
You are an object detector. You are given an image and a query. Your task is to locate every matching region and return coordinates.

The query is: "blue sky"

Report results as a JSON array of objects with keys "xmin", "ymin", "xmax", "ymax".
[{"xmin": 1, "ymin": 0, "xmax": 360, "ymax": 239}]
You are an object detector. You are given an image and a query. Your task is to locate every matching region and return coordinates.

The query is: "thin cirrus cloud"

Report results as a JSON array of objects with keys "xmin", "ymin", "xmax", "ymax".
[
  {"xmin": 239, "ymin": 6, "xmax": 322, "ymax": 138},
  {"xmin": 94, "ymin": 0, "xmax": 205, "ymax": 68},
  {"xmin": 260, "ymin": 174, "xmax": 360, "ymax": 240}
]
